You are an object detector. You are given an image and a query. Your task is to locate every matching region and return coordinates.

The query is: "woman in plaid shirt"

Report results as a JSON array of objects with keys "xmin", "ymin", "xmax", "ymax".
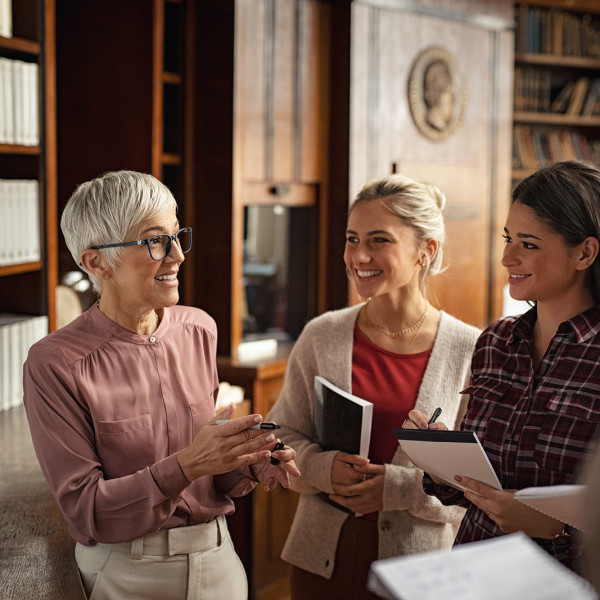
[{"xmin": 408, "ymin": 160, "xmax": 600, "ymax": 566}]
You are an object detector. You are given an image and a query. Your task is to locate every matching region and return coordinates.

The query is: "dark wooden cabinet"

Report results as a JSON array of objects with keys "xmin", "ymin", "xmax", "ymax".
[{"xmin": 55, "ymin": 0, "xmax": 192, "ymax": 282}]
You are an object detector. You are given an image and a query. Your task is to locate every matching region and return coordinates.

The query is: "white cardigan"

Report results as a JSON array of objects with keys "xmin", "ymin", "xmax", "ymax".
[{"xmin": 267, "ymin": 304, "xmax": 480, "ymax": 578}]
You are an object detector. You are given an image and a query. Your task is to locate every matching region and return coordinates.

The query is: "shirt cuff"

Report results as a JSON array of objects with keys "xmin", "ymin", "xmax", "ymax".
[{"xmin": 150, "ymin": 454, "xmax": 190, "ymax": 498}]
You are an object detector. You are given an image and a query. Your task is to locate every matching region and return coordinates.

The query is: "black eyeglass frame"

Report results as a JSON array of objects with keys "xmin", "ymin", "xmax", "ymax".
[{"xmin": 89, "ymin": 227, "xmax": 192, "ymax": 261}]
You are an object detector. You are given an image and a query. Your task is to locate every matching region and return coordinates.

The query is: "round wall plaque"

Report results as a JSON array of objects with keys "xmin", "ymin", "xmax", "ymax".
[{"xmin": 408, "ymin": 46, "xmax": 467, "ymax": 142}]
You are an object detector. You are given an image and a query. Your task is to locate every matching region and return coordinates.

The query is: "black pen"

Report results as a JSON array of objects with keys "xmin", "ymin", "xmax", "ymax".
[
  {"xmin": 215, "ymin": 419, "xmax": 281, "ymax": 430},
  {"xmin": 428, "ymin": 407, "xmax": 442, "ymax": 425}
]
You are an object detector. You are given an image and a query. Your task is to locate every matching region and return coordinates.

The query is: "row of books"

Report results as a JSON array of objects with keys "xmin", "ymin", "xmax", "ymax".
[
  {"xmin": 0, "ymin": 0, "xmax": 11, "ymax": 38},
  {"xmin": 516, "ymin": 4, "xmax": 600, "ymax": 58},
  {"xmin": 513, "ymin": 125, "xmax": 600, "ymax": 171},
  {"xmin": 0, "ymin": 314, "xmax": 48, "ymax": 413},
  {"xmin": 0, "ymin": 57, "xmax": 39, "ymax": 146},
  {"xmin": 0, "ymin": 179, "xmax": 40, "ymax": 266},
  {"xmin": 515, "ymin": 69, "xmax": 600, "ymax": 116}
]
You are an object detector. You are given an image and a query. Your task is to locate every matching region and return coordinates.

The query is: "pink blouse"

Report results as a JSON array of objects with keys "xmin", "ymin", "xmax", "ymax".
[{"xmin": 23, "ymin": 303, "xmax": 270, "ymax": 545}]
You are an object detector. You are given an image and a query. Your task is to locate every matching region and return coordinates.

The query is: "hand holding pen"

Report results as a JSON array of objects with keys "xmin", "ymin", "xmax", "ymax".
[
  {"xmin": 402, "ymin": 407, "xmax": 446, "ymax": 430},
  {"xmin": 176, "ymin": 404, "xmax": 300, "ymax": 484},
  {"xmin": 214, "ymin": 412, "xmax": 300, "ymax": 477},
  {"xmin": 216, "ymin": 419, "xmax": 285, "ymax": 464}
]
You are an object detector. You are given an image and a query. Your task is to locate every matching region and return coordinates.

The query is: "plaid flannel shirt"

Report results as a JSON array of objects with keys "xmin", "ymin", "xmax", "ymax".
[{"xmin": 425, "ymin": 305, "xmax": 600, "ymax": 562}]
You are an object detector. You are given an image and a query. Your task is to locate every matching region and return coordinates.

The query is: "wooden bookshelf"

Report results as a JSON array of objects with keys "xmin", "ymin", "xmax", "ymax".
[
  {"xmin": 0, "ymin": 0, "xmax": 57, "ymax": 330},
  {"xmin": 513, "ymin": 2, "xmax": 600, "ymax": 179}
]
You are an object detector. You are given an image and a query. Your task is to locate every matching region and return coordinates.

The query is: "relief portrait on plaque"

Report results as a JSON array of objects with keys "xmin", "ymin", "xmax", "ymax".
[{"xmin": 408, "ymin": 46, "xmax": 467, "ymax": 141}]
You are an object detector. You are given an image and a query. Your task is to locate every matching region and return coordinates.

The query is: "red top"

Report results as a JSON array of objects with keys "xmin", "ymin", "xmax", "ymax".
[{"xmin": 351, "ymin": 324, "xmax": 431, "ymax": 520}]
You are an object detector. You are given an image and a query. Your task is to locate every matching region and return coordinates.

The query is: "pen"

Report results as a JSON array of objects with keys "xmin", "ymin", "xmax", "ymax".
[
  {"xmin": 215, "ymin": 419, "xmax": 281, "ymax": 430},
  {"xmin": 428, "ymin": 407, "xmax": 442, "ymax": 425},
  {"xmin": 270, "ymin": 441, "xmax": 285, "ymax": 465}
]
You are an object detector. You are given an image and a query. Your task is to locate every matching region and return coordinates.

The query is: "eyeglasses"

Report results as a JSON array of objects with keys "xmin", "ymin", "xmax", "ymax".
[{"xmin": 90, "ymin": 227, "xmax": 192, "ymax": 261}]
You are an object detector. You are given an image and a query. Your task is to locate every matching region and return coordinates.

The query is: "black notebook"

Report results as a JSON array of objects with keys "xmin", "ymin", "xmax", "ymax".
[{"xmin": 313, "ymin": 375, "xmax": 373, "ymax": 457}]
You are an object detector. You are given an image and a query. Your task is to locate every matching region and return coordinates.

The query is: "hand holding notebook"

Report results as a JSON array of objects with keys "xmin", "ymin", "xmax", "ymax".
[{"xmin": 393, "ymin": 428, "xmax": 502, "ymax": 494}]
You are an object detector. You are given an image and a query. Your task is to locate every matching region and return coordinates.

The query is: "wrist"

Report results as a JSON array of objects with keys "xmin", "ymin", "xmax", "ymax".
[{"xmin": 176, "ymin": 448, "xmax": 194, "ymax": 482}]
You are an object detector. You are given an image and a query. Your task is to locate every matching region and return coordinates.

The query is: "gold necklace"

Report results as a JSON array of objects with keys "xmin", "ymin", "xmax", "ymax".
[{"xmin": 363, "ymin": 299, "xmax": 429, "ymax": 338}]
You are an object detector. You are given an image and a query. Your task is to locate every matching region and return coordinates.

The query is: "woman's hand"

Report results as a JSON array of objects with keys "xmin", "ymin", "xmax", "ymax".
[
  {"xmin": 399, "ymin": 409, "xmax": 448, "ymax": 482},
  {"xmin": 403, "ymin": 409, "xmax": 448, "ymax": 431},
  {"xmin": 457, "ymin": 475, "xmax": 564, "ymax": 538},
  {"xmin": 331, "ymin": 451, "xmax": 370, "ymax": 486},
  {"xmin": 262, "ymin": 441, "xmax": 300, "ymax": 492},
  {"xmin": 328, "ymin": 452, "xmax": 384, "ymax": 514},
  {"xmin": 176, "ymin": 404, "xmax": 282, "ymax": 482}
]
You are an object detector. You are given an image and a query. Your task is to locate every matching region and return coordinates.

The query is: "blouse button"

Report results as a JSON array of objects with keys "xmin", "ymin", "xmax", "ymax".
[{"xmin": 149, "ymin": 336, "xmax": 157, "ymax": 343}]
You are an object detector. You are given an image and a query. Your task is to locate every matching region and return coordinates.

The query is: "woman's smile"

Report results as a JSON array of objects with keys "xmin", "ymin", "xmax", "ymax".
[
  {"xmin": 154, "ymin": 270, "xmax": 179, "ymax": 286},
  {"xmin": 356, "ymin": 269, "xmax": 382, "ymax": 279}
]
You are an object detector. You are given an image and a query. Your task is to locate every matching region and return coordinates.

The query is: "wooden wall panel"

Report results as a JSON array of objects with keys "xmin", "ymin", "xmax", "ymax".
[
  {"xmin": 272, "ymin": 0, "xmax": 295, "ymax": 180},
  {"xmin": 299, "ymin": 1, "xmax": 331, "ymax": 183},
  {"xmin": 349, "ymin": 4, "xmax": 371, "ymax": 195},
  {"xmin": 236, "ymin": 0, "xmax": 267, "ymax": 182},
  {"xmin": 491, "ymin": 30, "xmax": 516, "ymax": 320}
]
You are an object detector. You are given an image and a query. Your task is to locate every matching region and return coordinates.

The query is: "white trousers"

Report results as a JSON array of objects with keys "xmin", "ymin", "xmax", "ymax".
[{"xmin": 75, "ymin": 516, "xmax": 247, "ymax": 600}]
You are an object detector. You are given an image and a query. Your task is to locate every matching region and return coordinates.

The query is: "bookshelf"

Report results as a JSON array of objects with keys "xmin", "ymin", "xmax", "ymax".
[
  {"xmin": 513, "ymin": 1, "xmax": 600, "ymax": 181},
  {"xmin": 0, "ymin": 0, "xmax": 56, "ymax": 411}
]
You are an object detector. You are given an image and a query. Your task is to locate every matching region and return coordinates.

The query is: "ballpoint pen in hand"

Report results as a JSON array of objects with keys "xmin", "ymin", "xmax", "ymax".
[
  {"xmin": 215, "ymin": 419, "xmax": 281, "ymax": 430},
  {"xmin": 428, "ymin": 407, "xmax": 442, "ymax": 425}
]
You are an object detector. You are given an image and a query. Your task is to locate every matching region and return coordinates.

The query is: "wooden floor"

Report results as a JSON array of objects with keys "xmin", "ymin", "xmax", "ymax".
[{"xmin": 0, "ymin": 405, "xmax": 84, "ymax": 599}]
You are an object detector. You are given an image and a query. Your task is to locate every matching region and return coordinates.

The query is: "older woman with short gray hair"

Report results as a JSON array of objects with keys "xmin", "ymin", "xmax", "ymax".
[{"xmin": 24, "ymin": 170, "xmax": 299, "ymax": 600}]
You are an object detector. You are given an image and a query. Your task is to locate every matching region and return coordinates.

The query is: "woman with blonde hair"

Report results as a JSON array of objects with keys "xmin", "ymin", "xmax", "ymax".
[{"xmin": 268, "ymin": 173, "xmax": 480, "ymax": 599}]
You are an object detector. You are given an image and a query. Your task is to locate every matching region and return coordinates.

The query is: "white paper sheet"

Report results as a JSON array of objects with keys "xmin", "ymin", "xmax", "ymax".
[
  {"xmin": 368, "ymin": 532, "xmax": 597, "ymax": 600},
  {"xmin": 515, "ymin": 484, "xmax": 586, "ymax": 531}
]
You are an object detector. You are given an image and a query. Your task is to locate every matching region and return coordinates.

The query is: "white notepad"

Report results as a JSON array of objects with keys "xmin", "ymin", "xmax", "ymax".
[{"xmin": 393, "ymin": 429, "xmax": 502, "ymax": 494}]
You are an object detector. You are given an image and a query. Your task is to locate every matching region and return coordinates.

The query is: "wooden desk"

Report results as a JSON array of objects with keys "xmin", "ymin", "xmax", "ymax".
[{"xmin": 0, "ymin": 406, "xmax": 83, "ymax": 599}]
